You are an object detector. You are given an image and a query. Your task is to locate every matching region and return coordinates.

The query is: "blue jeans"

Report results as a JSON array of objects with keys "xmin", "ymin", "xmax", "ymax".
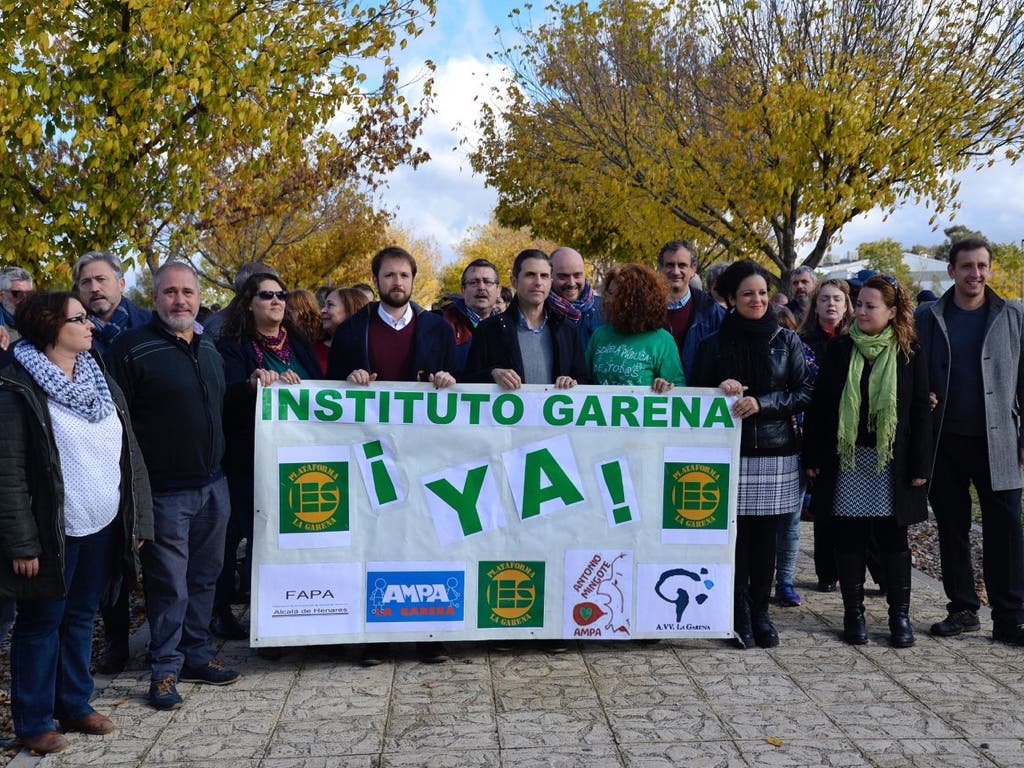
[
  {"xmin": 142, "ymin": 477, "xmax": 230, "ymax": 681},
  {"xmin": 775, "ymin": 508, "xmax": 801, "ymax": 585},
  {"xmin": 11, "ymin": 520, "xmax": 115, "ymax": 738}
]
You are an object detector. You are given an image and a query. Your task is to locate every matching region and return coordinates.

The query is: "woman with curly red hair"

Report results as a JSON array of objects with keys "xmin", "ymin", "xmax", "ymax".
[{"xmin": 586, "ymin": 263, "xmax": 685, "ymax": 391}]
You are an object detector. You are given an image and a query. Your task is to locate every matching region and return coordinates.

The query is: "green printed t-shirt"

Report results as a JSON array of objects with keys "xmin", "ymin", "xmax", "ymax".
[{"xmin": 586, "ymin": 326, "xmax": 686, "ymax": 387}]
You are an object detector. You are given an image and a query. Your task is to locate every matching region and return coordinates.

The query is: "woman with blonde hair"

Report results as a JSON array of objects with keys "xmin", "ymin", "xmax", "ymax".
[{"xmin": 804, "ymin": 275, "xmax": 931, "ymax": 647}]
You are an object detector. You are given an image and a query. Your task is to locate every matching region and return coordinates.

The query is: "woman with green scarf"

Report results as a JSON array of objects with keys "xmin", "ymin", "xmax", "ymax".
[{"xmin": 804, "ymin": 275, "xmax": 931, "ymax": 647}]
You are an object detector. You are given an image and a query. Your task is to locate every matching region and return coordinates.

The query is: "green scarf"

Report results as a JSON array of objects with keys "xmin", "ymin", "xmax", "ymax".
[{"xmin": 838, "ymin": 324, "xmax": 898, "ymax": 473}]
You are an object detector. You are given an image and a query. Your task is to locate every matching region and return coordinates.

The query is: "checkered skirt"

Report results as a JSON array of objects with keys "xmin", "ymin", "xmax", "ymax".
[
  {"xmin": 832, "ymin": 445, "xmax": 894, "ymax": 518},
  {"xmin": 737, "ymin": 454, "xmax": 803, "ymax": 517}
]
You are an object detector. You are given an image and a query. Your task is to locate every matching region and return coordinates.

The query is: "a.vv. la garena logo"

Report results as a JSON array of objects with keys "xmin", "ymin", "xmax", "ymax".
[
  {"xmin": 662, "ymin": 462, "xmax": 729, "ymax": 530},
  {"xmin": 279, "ymin": 461, "xmax": 348, "ymax": 534},
  {"xmin": 477, "ymin": 560, "xmax": 545, "ymax": 628}
]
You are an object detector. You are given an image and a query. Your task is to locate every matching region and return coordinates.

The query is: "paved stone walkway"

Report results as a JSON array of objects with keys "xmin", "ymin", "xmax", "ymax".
[{"xmin": 13, "ymin": 528, "xmax": 1024, "ymax": 767}]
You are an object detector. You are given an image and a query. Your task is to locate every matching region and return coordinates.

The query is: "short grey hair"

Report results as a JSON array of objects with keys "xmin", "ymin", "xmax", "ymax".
[
  {"xmin": 0, "ymin": 267, "xmax": 33, "ymax": 290},
  {"xmin": 790, "ymin": 265, "xmax": 817, "ymax": 281},
  {"xmin": 73, "ymin": 250, "xmax": 124, "ymax": 283},
  {"xmin": 233, "ymin": 261, "xmax": 279, "ymax": 293},
  {"xmin": 152, "ymin": 261, "xmax": 200, "ymax": 294}
]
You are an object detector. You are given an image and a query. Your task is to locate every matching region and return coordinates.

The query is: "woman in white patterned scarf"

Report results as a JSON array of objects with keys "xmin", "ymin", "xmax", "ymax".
[{"xmin": 0, "ymin": 291, "xmax": 152, "ymax": 754}]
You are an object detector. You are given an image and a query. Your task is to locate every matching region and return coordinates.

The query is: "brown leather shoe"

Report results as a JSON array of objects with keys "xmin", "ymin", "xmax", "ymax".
[
  {"xmin": 59, "ymin": 710, "xmax": 116, "ymax": 735},
  {"xmin": 21, "ymin": 730, "xmax": 69, "ymax": 754}
]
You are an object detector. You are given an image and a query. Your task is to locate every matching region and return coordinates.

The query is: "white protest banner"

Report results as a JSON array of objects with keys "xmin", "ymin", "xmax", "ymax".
[{"xmin": 251, "ymin": 382, "xmax": 740, "ymax": 646}]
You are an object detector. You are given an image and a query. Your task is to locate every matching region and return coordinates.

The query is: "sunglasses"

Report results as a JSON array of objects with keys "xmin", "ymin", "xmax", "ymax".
[
  {"xmin": 256, "ymin": 290, "xmax": 288, "ymax": 301},
  {"xmin": 64, "ymin": 313, "xmax": 89, "ymax": 325}
]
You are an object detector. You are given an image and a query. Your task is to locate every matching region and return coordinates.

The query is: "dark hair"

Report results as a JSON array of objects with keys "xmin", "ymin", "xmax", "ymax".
[
  {"xmin": 461, "ymin": 259, "xmax": 500, "ymax": 285},
  {"xmin": 715, "ymin": 260, "xmax": 771, "ymax": 305},
  {"xmin": 603, "ymin": 264, "xmax": 668, "ymax": 334},
  {"xmin": 221, "ymin": 273, "xmax": 306, "ymax": 343},
  {"xmin": 511, "ymin": 249, "xmax": 550, "ymax": 279},
  {"xmin": 775, "ymin": 305, "xmax": 799, "ymax": 331},
  {"xmin": 371, "ymin": 246, "xmax": 417, "ymax": 279},
  {"xmin": 499, "ymin": 285, "xmax": 513, "ymax": 305},
  {"xmin": 657, "ymin": 240, "xmax": 696, "ymax": 269},
  {"xmin": 860, "ymin": 275, "xmax": 916, "ymax": 356},
  {"xmin": 948, "ymin": 236, "xmax": 992, "ymax": 266},
  {"xmin": 15, "ymin": 291, "xmax": 77, "ymax": 350}
]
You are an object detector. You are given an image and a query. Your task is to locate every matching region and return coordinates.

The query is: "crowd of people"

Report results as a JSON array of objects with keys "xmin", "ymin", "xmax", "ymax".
[{"xmin": 0, "ymin": 235, "xmax": 1023, "ymax": 755}]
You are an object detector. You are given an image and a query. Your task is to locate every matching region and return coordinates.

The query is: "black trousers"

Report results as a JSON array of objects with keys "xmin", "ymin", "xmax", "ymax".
[
  {"xmin": 735, "ymin": 515, "xmax": 781, "ymax": 605},
  {"xmin": 929, "ymin": 435, "xmax": 1024, "ymax": 628},
  {"xmin": 833, "ymin": 515, "xmax": 907, "ymax": 555}
]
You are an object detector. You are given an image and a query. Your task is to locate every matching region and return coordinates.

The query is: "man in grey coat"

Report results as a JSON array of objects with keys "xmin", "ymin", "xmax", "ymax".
[{"xmin": 915, "ymin": 236, "xmax": 1024, "ymax": 645}]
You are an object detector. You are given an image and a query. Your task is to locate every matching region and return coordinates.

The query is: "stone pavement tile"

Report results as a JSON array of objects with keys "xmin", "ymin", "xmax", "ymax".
[
  {"xmin": 855, "ymin": 643, "xmax": 964, "ymax": 673},
  {"xmin": 498, "ymin": 744, "xmax": 624, "ymax": 767},
  {"xmin": 592, "ymin": 673, "xmax": 700, "ymax": 708},
  {"xmin": 605, "ymin": 705, "xmax": 729, "ymax": 744},
  {"xmin": 890, "ymin": 671, "xmax": 1013, "ymax": 705},
  {"xmin": 619, "ymin": 740, "xmax": 745, "ymax": 768},
  {"xmin": 392, "ymin": 655, "xmax": 492, "ymax": 685},
  {"xmin": 260, "ymin": 758, "xmax": 378, "ymax": 768},
  {"xmin": 929, "ymin": 702, "xmax": 1024, "ymax": 739},
  {"xmin": 582, "ymin": 648, "xmax": 687, "ymax": 677},
  {"xmin": 283, "ymin": 684, "xmax": 389, "ymax": 719},
  {"xmin": 968, "ymin": 738, "xmax": 1024, "ymax": 767},
  {"xmin": 494, "ymin": 679, "xmax": 598, "ymax": 713},
  {"xmin": 489, "ymin": 652, "xmax": 591, "ymax": 683},
  {"xmin": 983, "ymin": 671, "xmax": 1024, "ymax": 697},
  {"xmin": 853, "ymin": 738, "xmax": 996, "ymax": 768},
  {"xmin": 789, "ymin": 672, "xmax": 914, "ymax": 704},
  {"xmin": 824, "ymin": 702, "xmax": 959, "ymax": 740},
  {"xmin": 264, "ymin": 718, "xmax": 385, "ymax": 759},
  {"xmin": 381, "ymin": 749, "xmax": 500, "ymax": 767},
  {"xmin": 710, "ymin": 700, "xmax": 835, "ymax": 741},
  {"xmin": 677, "ymin": 647, "xmax": 785, "ymax": 676},
  {"xmin": 219, "ymin": 667, "xmax": 298, "ymax": 692},
  {"xmin": 383, "ymin": 711, "xmax": 497, "ymax": 752},
  {"xmin": 144, "ymin": 762, "xmax": 260, "ymax": 768},
  {"xmin": 173, "ymin": 689, "xmax": 287, "ymax": 723},
  {"xmin": 697, "ymin": 675, "xmax": 810, "ymax": 705},
  {"xmin": 147, "ymin": 722, "xmax": 272, "ymax": 762},
  {"xmin": 496, "ymin": 708, "xmax": 614, "ymax": 749},
  {"xmin": 960, "ymin": 641, "xmax": 1024, "ymax": 675},
  {"xmin": 34, "ymin": 732, "xmax": 154, "ymax": 767},
  {"xmin": 733, "ymin": 738, "xmax": 870, "ymax": 767},
  {"xmin": 391, "ymin": 679, "xmax": 494, "ymax": 715},
  {"xmin": 768, "ymin": 646, "xmax": 878, "ymax": 676},
  {"xmin": 769, "ymin": 629, "xmax": 845, "ymax": 649},
  {"xmin": 295, "ymin": 659, "xmax": 394, "ymax": 687}
]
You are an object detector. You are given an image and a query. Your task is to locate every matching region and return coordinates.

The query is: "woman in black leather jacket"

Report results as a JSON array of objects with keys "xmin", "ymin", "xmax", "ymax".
[{"xmin": 694, "ymin": 261, "xmax": 813, "ymax": 649}]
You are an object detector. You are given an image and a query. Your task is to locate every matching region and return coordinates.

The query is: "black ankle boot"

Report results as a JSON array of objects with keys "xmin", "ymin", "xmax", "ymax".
[
  {"xmin": 733, "ymin": 592, "xmax": 754, "ymax": 649},
  {"xmin": 836, "ymin": 551, "xmax": 868, "ymax": 645},
  {"xmin": 885, "ymin": 550, "xmax": 914, "ymax": 648},
  {"xmin": 751, "ymin": 600, "xmax": 779, "ymax": 648}
]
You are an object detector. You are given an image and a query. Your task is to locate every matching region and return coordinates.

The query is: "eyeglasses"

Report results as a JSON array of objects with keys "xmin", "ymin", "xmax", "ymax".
[
  {"xmin": 463, "ymin": 279, "xmax": 498, "ymax": 288},
  {"xmin": 7, "ymin": 289, "xmax": 26, "ymax": 298},
  {"xmin": 256, "ymin": 290, "xmax": 288, "ymax": 301},
  {"xmin": 64, "ymin": 313, "xmax": 89, "ymax": 325}
]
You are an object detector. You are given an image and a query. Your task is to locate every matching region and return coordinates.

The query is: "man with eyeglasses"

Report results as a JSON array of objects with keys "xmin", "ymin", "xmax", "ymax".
[
  {"xmin": 108, "ymin": 262, "xmax": 239, "ymax": 709},
  {"xmin": 546, "ymin": 246, "xmax": 604, "ymax": 351},
  {"xmin": 73, "ymin": 251, "xmax": 151, "ymax": 355},
  {"xmin": 0, "ymin": 266, "xmax": 33, "ymax": 343},
  {"xmin": 437, "ymin": 258, "xmax": 501, "ymax": 374}
]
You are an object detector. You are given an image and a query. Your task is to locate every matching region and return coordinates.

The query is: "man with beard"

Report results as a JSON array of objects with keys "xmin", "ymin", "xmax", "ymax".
[
  {"xmin": 656, "ymin": 240, "xmax": 724, "ymax": 381},
  {"xmin": 326, "ymin": 246, "xmax": 457, "ymax": 387},
  {"xmin": 74, "ymin": 251, "xmax": 151, "ymax": 355},
  {"xmin": 108, "ymin": 262, "xmax": 239, "ymax": 710},
  {"xmin": 546, "ymin": 246, "xmax": 603, "ymax": 350},
  {"xmin": 436, "ymin": 258, "xmax": 501, "ymax": 374},
  {"xmin": 325, "ymin": 246, "xmax": 456, "ymax": 665},
  {"xmin": 788, "ymin": 266, "xmax": 817, "ymax": 324}
]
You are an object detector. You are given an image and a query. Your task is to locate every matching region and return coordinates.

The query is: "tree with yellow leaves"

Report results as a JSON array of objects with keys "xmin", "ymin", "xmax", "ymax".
[
  {"xmin": 471, "ymin": 0, "xmax": 1024, "ymax": 283},
  {"xmin": 0, "ymin": 0, "xmax": 436, "ymax": 279},
  {"xmin": 439, "ymin": 220, "xmax": 557, "ymax": 295}
]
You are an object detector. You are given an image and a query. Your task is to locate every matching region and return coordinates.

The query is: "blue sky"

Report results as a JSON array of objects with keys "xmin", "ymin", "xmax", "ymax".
[{"xmin": 382, "ymin": 1, "xmax": 1024, "ymax": 264}]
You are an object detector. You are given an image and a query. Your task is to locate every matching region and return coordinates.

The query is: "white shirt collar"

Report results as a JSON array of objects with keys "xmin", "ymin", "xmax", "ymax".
[{"xmin": 377, "ymin": 302, "xmax": 414, "ymax": 330}]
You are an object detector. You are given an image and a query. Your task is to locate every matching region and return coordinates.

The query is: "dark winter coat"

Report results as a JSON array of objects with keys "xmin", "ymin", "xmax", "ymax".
[
  {"xmin": 802, "ymin": 335, "xmax": 932, "ymax": 525},
  {"xmin": 0, "ymin": 361, "xmax": 153, "ymax": 600}
]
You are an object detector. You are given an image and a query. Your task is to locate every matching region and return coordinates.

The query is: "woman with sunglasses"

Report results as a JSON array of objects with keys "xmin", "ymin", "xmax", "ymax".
[
  {"xmin": 693, "ymin": 260, "xmax": 812, "ymax": 649},
  {"xmin": 804, "ymin": 275, "xmax": 931, "ymax": 647},
  {"xmin": 214, "ymin": 274, "xmax": 320, "ymax": 639},
  {"xmin": 0, "ymin": 292, "xmax": 152, "ymax": 753}
]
